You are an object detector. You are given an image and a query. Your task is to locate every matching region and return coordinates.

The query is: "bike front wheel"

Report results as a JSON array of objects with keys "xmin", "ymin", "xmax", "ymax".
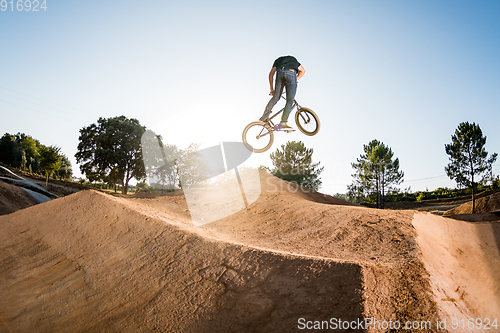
[
  {"xmin": 295, "ymin": 108, "xmax": 320, "ymax": 136},
  {"xmin": 242, "ymin": 121, "xmax": 274, "ymax": 153}
]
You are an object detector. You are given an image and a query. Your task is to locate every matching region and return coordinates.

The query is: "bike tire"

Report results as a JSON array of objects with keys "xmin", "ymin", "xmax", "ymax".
[
  {"xmin": 242, "ymin": 121, "xmax": 275, "ymax": 153},
  {"xmin": 295, "ymin": 107, "xmax": 320, "ymax": 136}
]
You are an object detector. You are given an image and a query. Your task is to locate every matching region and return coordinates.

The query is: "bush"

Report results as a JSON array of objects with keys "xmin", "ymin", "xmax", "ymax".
[{"xmin": 416, "ymin": 192, "xmax": 426, "ymax": 201}]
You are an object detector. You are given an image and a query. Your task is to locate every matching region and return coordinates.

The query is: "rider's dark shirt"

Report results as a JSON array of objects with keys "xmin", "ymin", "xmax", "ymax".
[{"xmin": 273, "ymin": 56, "xmax": 301, "ymax": 73}]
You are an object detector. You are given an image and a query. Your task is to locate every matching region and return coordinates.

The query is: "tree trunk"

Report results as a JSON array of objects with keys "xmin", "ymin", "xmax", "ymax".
[
  {"xmin": 471, "ymin": 171, "xmax": 475, "ymax": 214},
  {"xmin": 470, "ymin": 159, "xmax": 475, "ymax": 214},
  {"xmin": 125, "ymin": 168, "xmax": 131, "ymax": 194},
  {"xmin": 175, "ymin": 159, "xmax": 182, "ymax": 189},
  {"xmin": 381, "ymin": 187, "xmax": 385, "ymax": 209},
  {"xmin": 472, "ymin": 185, "xmax": 476, "ymax": 214},
  {"xmin": 123, "ymin": 174, "xmax": 133, "ymax": 195},
  {"xmin": 381, "ymin": 173, "xmax": 385, "ymax": 209},
  {"xmin": 121, "ymin": 179, "xmax": 126, "ymax": 194}
]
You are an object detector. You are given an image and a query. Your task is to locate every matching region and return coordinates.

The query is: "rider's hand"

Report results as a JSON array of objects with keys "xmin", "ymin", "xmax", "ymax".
[{"xmin": 269, "ymin": 89, "xmax": 274, "ymax": 96}]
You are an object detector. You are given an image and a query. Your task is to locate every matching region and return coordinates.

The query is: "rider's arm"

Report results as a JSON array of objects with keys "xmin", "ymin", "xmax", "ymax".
[
  {"xmin": 297, "ymin": 65, "xmax": 306, "ymax": 81},
  {"xmin": 269, "ymin": 67, "xmax": 276, "ymax": 95}
]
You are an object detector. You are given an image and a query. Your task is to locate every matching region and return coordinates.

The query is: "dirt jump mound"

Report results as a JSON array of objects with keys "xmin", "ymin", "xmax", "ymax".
[{"xmin": 1, "ymin": 171, "xmax": 498, "ymax": 332}]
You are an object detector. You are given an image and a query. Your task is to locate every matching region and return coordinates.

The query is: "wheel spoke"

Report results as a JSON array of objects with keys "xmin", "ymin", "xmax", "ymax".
[
  {"xmin": 295, "ymin": 108, "xmax": 320, "ymax": 136},
  {"xmin": 242, "ymin": 121, "xmax": 274, "ymax": 152}
]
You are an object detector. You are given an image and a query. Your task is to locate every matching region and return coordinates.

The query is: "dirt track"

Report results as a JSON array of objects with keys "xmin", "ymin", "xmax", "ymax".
[
  {"xmin": 0, "ymin": 171, "xmax": 499, "ymax": 332},
  {"xmin": 0, "ymin": 180, "xmax": 38, "ymax": 215}
]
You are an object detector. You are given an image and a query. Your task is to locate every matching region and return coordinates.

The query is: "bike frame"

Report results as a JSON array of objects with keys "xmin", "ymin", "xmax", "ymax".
[
  {"xmin": 243, "ymin": 93, "xmax": 319, "ymax": 153},
  {"xmin": 264, "ymin": 95, "xmax": 302, "ymax": 130}
]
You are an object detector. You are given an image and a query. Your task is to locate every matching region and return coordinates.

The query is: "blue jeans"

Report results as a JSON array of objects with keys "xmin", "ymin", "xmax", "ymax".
[{"xmin": 263, "ymin": 69, "xmax": 297, "ymax": 123}]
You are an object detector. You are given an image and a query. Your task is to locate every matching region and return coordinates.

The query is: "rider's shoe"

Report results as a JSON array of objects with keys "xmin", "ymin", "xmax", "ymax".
[
  {"xmin": 259, "ymin": 114, "xmax": 270, "ymax": 122},
  {"xmin": 277, "ymin": 122, "xmax": 295, "ymax": 131}
]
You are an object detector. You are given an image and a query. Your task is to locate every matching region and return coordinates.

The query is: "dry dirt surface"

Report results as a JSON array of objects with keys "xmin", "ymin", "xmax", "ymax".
[
  {"xmin": 0, "ymin": 171, "xmax": 499, "ymax": 332},
  {"xmin": 444, "ymin": 192, "xmax": 500, "ymax": 215},
  {"xmin": 413, "ymin": 213, "xmax": 500, "ymax": 330},
  {"xmin": 0, "ymin": 180, "xmax": 38, "ymax": 215}
]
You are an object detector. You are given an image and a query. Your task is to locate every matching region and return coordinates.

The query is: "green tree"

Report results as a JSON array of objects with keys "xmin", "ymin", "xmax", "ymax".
[
  {"xmin": 20, "ymin": 150, "xmax": 27, "ymax": 171},
  {"xmin": 445, "ymin": 122, "xmax": 497, "ymax": 213},
  {"xmin": 57, "ymin": 155, "xmax": 73, "ymax": 180},
  {"xmin": 0, "ymin": 133, "xmax": 40, "ymax": 172},
  {"xmin": 16, "ymin": 133, "xmax": 40, "ymax": 173},
  {"xmin": 155, "ymin": 143, "xmax": 182, "ymax": 191},
  {"xmin": 266, "ymin": 141, "xmax": 324, "ymax": 191},
  {"xmin": 347, "ymin": 139, "xmax": 404, "ymax": 208},
  {"xmin": 39, "ymin": 145, "xmax": 62, "ymax": 187},
  {"xmin": 0, "ymin": 133, "xmax": 16, "ymax": 166},
  {"xmin": 141, "ymin": 129, "xmax": 211, "ymax": 191},
  {"xmin": 333, "ymin": 193, "xmax": 350, "ymax": 202},
  {"xmin": 176, "ymin": 143, "xmax": 211, "ymax": 189},
  {"xmin": 141, "ymin": 131, "xmax": 180, "ymax": 190},
  {"xmin": 136, "ymin": 181, "xmax": 149, "ymax": 190},
  {"xmin": 0, "ymin": 133, "xmax": 59, "ymax": 175},
  {"xmin": 75, "ymin": 116, "xmax": 146, "ymax": 194},
  {"xmin": 108, "ymin": 167, "xmax": 123, "ymax": 192}
]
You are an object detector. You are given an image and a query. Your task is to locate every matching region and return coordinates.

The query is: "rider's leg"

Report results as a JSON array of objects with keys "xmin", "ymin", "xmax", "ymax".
[
  {"xmin": 281, "ymin": 71, "xmax": 297, "ymax": 123},
  {"xmin": 260, "ymin": 71, "xmax": 284, "ymax": 121}
]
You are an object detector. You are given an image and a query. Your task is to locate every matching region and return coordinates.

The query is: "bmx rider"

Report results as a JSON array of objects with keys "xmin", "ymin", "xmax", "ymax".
[{"xmin": 259, "ymin": 55, "xmax": 306, "ymax": 130}]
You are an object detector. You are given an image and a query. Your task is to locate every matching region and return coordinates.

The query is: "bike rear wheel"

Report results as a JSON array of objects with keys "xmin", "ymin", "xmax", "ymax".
[
  {"xmin": 295, "ymin": 108, "xmax": 320, "ymax": 136},
  {"xmin": 242, "ymin": 121, "xmax": 274, "ymax": 153}
]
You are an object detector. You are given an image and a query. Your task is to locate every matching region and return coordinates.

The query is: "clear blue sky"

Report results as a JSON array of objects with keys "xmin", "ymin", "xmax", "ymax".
[{"xmin": 1, "ymin": 0, "xmax": 499, "ymax": 195}]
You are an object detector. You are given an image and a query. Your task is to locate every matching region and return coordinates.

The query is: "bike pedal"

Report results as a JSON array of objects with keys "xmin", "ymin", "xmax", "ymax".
[{"xmin": 274, "ymin": 125, "xmax": 295, "ymax": 132}]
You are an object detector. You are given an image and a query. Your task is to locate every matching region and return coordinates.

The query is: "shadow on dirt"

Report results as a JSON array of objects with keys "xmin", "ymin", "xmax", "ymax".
[{"xmin": 443, "ymin": 212, "xmax": 500, "ymax": 223}]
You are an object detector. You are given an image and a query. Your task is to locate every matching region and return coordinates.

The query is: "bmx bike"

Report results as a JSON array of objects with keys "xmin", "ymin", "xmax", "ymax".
[{"xmin": 242, "ymin": 95, "xmax": 320, "ymax": 153}]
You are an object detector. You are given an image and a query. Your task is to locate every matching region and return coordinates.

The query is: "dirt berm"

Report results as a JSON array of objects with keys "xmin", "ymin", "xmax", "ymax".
[
  {"xmin": 0, "ymin": 171, "xmax": 499, "ymax": 332},
  {"xmin": 444, "ymin": 192, "xmax": 500, "ymax": 215},
  {"xmin": 0, "ymin": 180, "xmax": 38, "ymax": 216}
]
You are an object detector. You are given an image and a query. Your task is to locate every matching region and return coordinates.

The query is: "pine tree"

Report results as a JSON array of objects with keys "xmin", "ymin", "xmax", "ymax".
[
  {"xmin": 445, "ymin": 122, "xmax": 497, "ymax": 213},
  {"xmin": 348, "ymin": 139, "xmax": 404, "ymax": 208},
  {"xmin": 266, "ymin": 141, "xmax": 324, "ymax": 191}
]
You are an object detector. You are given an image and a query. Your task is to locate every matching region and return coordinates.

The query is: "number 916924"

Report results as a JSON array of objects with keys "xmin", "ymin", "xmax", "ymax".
[{"xmin": 1, "ymin": 0, "xmax": 47, "ymax": 11}]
